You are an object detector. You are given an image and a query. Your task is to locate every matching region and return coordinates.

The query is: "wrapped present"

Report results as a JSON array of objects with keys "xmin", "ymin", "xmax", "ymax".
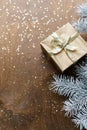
[{"xmin": 40, "ymin": 23, "xmax": 87, "ymax": 72}]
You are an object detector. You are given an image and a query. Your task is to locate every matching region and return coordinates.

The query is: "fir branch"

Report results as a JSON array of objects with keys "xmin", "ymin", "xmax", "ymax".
[
  {"xmin": 51, "ymin": 74, "xmax": 87, "ymax": 130},
  {"xmin": 63, "ymin": 92, "xmax": 87, "ymax": 116},
  {"xmin": 73, "ymin": 3, "xmax": 87, "ymax": 33},
  {"xmin": 77, "ymin": 3, "xmax": 87, "ymax": 17},
  {"xmin": 50, "ymin": 58, "xmax": 87, "ymax": 130},
  {"xmin": 73, "ymin": 112, "xmax": 87, "ymax": 130},
  {"xmin": 76, "ymin": 64, "xmax": 87, "ymax": 85},
  {"xmin": 50, "ymin": 75, "xmax": 84, "ymax": 98},
  {"xmin": 73, "ymin": 18, "xmax": 87, "ymax": 33}
]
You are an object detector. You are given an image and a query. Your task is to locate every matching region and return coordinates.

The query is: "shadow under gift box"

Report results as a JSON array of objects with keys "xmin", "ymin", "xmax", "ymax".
[{"xmin": 40, "ymin": 23, "xmax": 87, "ymax": 72}]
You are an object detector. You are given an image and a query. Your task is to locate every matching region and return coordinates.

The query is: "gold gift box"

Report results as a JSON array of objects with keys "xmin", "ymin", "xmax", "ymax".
[{"xmin": 40, "ymin": 23, "xmax": 87, "ymax": 72}]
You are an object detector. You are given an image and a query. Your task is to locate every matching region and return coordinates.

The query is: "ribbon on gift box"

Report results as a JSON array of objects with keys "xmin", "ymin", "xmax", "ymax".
[{"xmin": 47, "ymin": 32, "xmax": 79, "ymax": 62}]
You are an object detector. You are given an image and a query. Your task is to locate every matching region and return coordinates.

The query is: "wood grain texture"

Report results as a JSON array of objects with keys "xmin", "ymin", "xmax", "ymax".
[{"xmin": 0, "ymin": 0, "xmax": 86, "ymax": 130}]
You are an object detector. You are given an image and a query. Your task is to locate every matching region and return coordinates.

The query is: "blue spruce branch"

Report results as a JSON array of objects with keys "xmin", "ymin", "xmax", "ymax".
[
  {"xmin": 73, "ymin": 3, "xmax": 87, "ymax": 33},
  {"xmin": 50, "ymin": 62, "xmax": 87, "ymax": 130},
  {"xmin": 77, "ymin": 3, "xmax": 87, "ymax": 17}
]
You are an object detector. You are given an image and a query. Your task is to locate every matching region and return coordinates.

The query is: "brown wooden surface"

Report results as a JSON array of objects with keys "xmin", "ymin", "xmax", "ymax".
[{"xmin": 0, "ymin": 0, "xmax": 87, "ymax": 130}]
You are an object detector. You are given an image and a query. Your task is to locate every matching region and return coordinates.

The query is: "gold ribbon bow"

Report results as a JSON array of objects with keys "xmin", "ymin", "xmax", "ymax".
[{"xmin": 48, "ymin": 32, "xmax": 79, "ymax": 62}]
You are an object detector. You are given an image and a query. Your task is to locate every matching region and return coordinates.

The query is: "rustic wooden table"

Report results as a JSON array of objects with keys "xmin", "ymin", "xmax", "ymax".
[{"xmin": 0, "ymin": 0, "xmax": 86, "ymax": 130}]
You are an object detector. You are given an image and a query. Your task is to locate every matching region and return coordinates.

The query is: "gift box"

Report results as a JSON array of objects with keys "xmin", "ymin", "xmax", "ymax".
[{"xmin": 40, "ymin": 23, "xmax": 87, "ymax": 72}]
